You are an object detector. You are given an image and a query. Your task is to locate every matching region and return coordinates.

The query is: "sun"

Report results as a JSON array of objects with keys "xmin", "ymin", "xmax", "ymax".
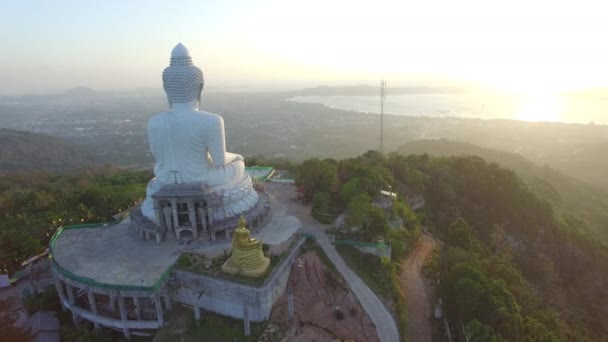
[{"xmin": 514, "ymin": 97, "xmax": 561, "ymax": 122}]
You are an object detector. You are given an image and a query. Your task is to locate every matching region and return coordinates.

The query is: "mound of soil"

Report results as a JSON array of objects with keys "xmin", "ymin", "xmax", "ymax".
[{"xmin": 269, "ymin": 251, "xmax": 379, "ymax": 342}]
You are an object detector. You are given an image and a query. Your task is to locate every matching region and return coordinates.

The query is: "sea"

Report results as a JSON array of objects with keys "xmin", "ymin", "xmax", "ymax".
[{"xmin": 289, "ymin": 92, "xmax": 608, "ymax": 125}]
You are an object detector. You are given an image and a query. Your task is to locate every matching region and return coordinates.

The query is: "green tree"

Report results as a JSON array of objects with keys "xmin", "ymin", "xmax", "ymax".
[
  {"xmin": 447, "ymin": 218, "xmax": 474, "ymax": 250},
  {"xmin": 295, "ymin": 159, "xmax": 338, "ymax": 202},
  {"xmin": 312, "ymin": 192, "xmax": 331, "ymax": 213},
  {"xmin": 362, "ymin": 206, "xmax": 389, "ymax": 240},
  {"xmin": 338, "ymin": 177, "xmax": 364, "ymax": 206},
  {"xmin": 463, "ymin": 319, "xmax": 501, "ymax": 342},
  {"xmin": 346, "ymin": 194, "xmax": 371, "ymax": 228}
]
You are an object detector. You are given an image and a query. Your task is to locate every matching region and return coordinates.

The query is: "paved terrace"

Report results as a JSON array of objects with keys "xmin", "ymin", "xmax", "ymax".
[
  {"xmin": 52, "ymin": 183, "xmax": 303, "ymax": 287},
  {"xmin": 52, "ymin": 222, "xmax": 182, "ymax": 287}
]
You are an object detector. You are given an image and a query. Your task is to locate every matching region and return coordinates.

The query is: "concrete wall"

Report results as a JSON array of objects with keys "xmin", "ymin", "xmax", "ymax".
[{"xmin": 170, "ymin": 237, "xmax": 304, "ymax": 322}]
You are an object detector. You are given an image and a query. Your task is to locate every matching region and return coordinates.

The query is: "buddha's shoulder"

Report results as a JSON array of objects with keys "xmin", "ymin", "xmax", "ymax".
[
  {"xmin": 148, "ymin": 112, "xmax": 170, "ymax": 127},
  {"xmin": 196, "ymin": 111, "xmax": 223, "ymax": 121}
]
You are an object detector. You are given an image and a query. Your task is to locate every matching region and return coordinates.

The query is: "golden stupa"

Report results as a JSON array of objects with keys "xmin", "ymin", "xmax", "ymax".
[{"xmin": 221, "ymin": 216, "xmax": 270, "ymax": 277}]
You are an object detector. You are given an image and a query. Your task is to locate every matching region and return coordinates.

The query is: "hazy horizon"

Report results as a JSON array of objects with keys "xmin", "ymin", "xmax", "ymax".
[{"xmin": 2, "ymin": 0, "xmax": 608, "ymax": 96}]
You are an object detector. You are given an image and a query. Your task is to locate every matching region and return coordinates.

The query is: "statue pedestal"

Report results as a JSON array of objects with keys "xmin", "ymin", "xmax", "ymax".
[{"xmin": 221, "ymin": 256, "xmax": 270, "ymax": 278}]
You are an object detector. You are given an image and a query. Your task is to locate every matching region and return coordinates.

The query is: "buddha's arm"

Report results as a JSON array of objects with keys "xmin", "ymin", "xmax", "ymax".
[
  {"xmin": 148, "ymin": 118, "xmax": 162, "ymax": 161},
  {"xmin": 206, "ymin": 117, "xmax": 243, "ymax": 166}
]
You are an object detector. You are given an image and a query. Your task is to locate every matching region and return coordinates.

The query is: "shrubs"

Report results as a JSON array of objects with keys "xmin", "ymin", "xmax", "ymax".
[
  {"xmin": 176, "ymin": 254, "xmax": 192, "ymax": 268},
  {"xmin": 388, "ymin": 262, "xmax": 407, "ymax": 338},
  {"xmin": 336, "ymin": 245, "xmax": 407, "ymax": 338},
  {"xmin": 311, "ymin": 210, "xmax": 337, "ymax": 224}
]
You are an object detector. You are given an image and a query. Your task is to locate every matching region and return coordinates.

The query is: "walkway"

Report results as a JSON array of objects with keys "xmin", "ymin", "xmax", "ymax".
[{"xmin": 317, "ymin": 236, "xmax": 400, "ymax": 342}]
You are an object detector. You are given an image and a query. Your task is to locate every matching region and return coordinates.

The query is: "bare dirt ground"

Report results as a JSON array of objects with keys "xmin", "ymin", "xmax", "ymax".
[
  {"xmin": 269, "ymin": 250, "xmax": 379, "ymax": 342},
  {"xmin": 400, "ymin": 234, "xmax": 436, "ymax": 342}
]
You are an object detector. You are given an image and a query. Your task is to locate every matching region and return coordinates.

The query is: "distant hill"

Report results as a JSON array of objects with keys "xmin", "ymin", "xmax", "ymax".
[
  {"xmin": 63, "ymin": 86, "xmax": 96, "ymax": 97},
  {"xmin": 544, "ymin": 142, "xmax": 608, "ymax": 190},
  {"xmin": 398, "ymin": 139, "xmax": 608, "ymax": 241},
  {"xmin": 0, "ymin": 129, "xmax": 102, "ymax": 173},
  {"xmin": 297, "ymin": 85, "xmax": 467, "ymax": 96}
]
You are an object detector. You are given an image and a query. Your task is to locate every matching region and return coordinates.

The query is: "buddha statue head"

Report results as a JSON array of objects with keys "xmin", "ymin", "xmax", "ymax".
[
  {"xmin": 162, "ymin": 43, "xmax": 204, "ymax": 108},
  {"xmin": 238, "ymin": 215, "xmax": 247, "ymax": 229}
]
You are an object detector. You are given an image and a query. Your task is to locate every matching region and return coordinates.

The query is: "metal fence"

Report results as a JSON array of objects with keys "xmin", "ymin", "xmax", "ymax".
[{"xmin": 300, "ymin": 233, "xmax": 392, "ymax": 259}]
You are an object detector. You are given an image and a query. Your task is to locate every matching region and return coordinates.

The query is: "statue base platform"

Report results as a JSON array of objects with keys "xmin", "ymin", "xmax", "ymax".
[{"xmin": 221, "ymin": 256, "xmax": 270, "ymax": 278}]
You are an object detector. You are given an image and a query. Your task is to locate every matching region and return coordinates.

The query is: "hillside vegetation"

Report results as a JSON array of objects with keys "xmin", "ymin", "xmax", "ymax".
[
  {"xmin": 0, "ymin": 168, "xmax": 149, "ymax": 275},
  {"xmin": 399, "ymin": 139, "xmax": 608, "ymax": 242},
  {"xmin": 0, "ymin": 129, "xmax": 101, "ymax": 173},
  {"xmin": 2, "ymin": 150, "xmax": 607, "ymax": 339},
  {"xmin": 296, "ymin": 151, "xmax": 608, "ymax": 340}
]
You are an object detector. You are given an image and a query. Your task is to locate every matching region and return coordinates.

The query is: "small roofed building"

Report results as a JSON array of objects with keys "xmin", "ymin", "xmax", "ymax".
[
  {"xmin": 25, "ymin": 311, "xmax": 60, "ymax": 342},
  {"xmin": 379, "ymin": 190, "xmax": 397, "ymax": 201},
  {"xmin": 374, "ymin": 189, "xmax": 397, "ymax": 209}
]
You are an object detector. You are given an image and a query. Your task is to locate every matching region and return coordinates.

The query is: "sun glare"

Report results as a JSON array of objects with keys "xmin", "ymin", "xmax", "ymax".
[{"xmin": 514, "ymin": 97, "xmax": 561, "ymax": 122}]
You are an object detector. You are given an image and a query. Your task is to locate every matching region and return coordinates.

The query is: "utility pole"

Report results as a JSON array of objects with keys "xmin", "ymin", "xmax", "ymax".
[{"xmin": 380, "ymin": 79, "xmax": 387, "ymax": 153}]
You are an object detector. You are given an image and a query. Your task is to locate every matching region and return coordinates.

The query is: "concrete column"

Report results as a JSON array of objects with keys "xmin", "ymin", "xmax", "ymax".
[
  {"xmin": 207, "ymin": 207, "xmax": 214, "ymax": 225},
  {"xmin": 164, "ymin": 293, "xmax": 172, "ymax": 311},
  {"xmin": 243, "ymin": 303, "xmax": 250, "ymax": 336},
  {"xmin": 53, "ymin": 274, "xmax": 67, "ymax": 312},
  {"xmin": 118, "ymin": 295, "xmax": 131, "ymax": 340},
  {"xmin": 110, "ymin": 295, "xmax": 117, "ymax": 313},
  {"xmin": 155, "ymin": 232, "xmax": 162, "ymax": 243},
  {"xmin": 171, "ymin": 199, "xmax": 179, "ymax": 228},
  {"xmin": 133, "ymin": 297, "xmax": 142, "ymax": 321},
  {"xmin": 65, "ymin": 283, "xmax": 78, "ymax": 325},
  {"xmin": 163, "ymin": 206, "xmax": 173, "ymax": 231},
  {"xmin": 193, "ymin": 304, "xmax": 201, "ymax": 321},
  {"xmin": 155, "ymin": 293, "xmax": 164, "ymax": 325},
  {"xmin": 187, "ymin": 200, "xmax": 197, "ymax": 238},
  {"xmin": 153, "ymin": 199, "xmax": 163, "ymax": 229},
  {"xmin": 288, "ymin": 283, "xmax": 294, "ymax": 320},
  {"xmin": 87, "ymin": 289, "xmax": 100, "ymax": 329},
  {"xmin": 225, "ymin": 228, "xmax": 231, "ymax": 239},
  {"xmin": 198, "ymin": 207, "xmax": 207, "ymax": 233}
]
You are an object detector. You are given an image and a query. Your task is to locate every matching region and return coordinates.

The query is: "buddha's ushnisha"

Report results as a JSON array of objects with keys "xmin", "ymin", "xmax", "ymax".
[{"xmin": 141, "ymin": 43, "xmax": 258, "ymax": 222}]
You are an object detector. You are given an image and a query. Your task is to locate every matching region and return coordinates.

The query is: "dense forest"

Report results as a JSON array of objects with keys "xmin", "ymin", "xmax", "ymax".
[
  {"xmin": 399, "ymin": 138, "xmax": 608, "ymax": 242},
  {"xmin": 294, "ymin": 151, "xmax": 608, "ymax": 340}
]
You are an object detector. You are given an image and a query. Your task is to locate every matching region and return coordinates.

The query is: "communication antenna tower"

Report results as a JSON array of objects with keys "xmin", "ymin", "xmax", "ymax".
[{"xmin": 380, "ymin": 79, "xmax": 387, "ymax": 153}]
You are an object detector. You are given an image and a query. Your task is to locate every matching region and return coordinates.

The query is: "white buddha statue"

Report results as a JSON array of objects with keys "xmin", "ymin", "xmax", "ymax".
[{"xmin": 141, "ymin": 43, "xmax": 258, "ymax": 222}]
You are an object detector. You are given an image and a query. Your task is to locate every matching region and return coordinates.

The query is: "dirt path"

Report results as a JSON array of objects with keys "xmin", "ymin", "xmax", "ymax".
[{"xmin": 400, "ymin": 234, "xmax": 436, "ymax": 342}]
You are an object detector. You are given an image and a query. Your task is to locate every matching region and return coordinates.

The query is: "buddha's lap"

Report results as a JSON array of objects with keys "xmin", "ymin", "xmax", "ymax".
[{"xmin": 234, "ymin": 242, "xmax": 261, "ymax": 250}]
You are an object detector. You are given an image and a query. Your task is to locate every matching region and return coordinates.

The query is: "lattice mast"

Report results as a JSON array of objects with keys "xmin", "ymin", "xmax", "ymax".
[{"xmin": 379, "ymin": 79, "xmax": 387, "ymax": 153}]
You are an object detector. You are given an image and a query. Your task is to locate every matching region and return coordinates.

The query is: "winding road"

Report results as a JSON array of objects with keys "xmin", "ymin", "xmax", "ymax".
[
  {"xmin": 271, "ymin": 182, "xmax": 400, "ymax": 341},
  {"xmin": 317, "ymin": 236, "xmax": 400, "ymax": 342}
]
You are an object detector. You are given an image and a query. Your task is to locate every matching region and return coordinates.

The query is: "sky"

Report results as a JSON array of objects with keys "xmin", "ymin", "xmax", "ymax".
[{"xmin": 1, "ymin": 0, "xmax": 607, "ymax": 95}]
